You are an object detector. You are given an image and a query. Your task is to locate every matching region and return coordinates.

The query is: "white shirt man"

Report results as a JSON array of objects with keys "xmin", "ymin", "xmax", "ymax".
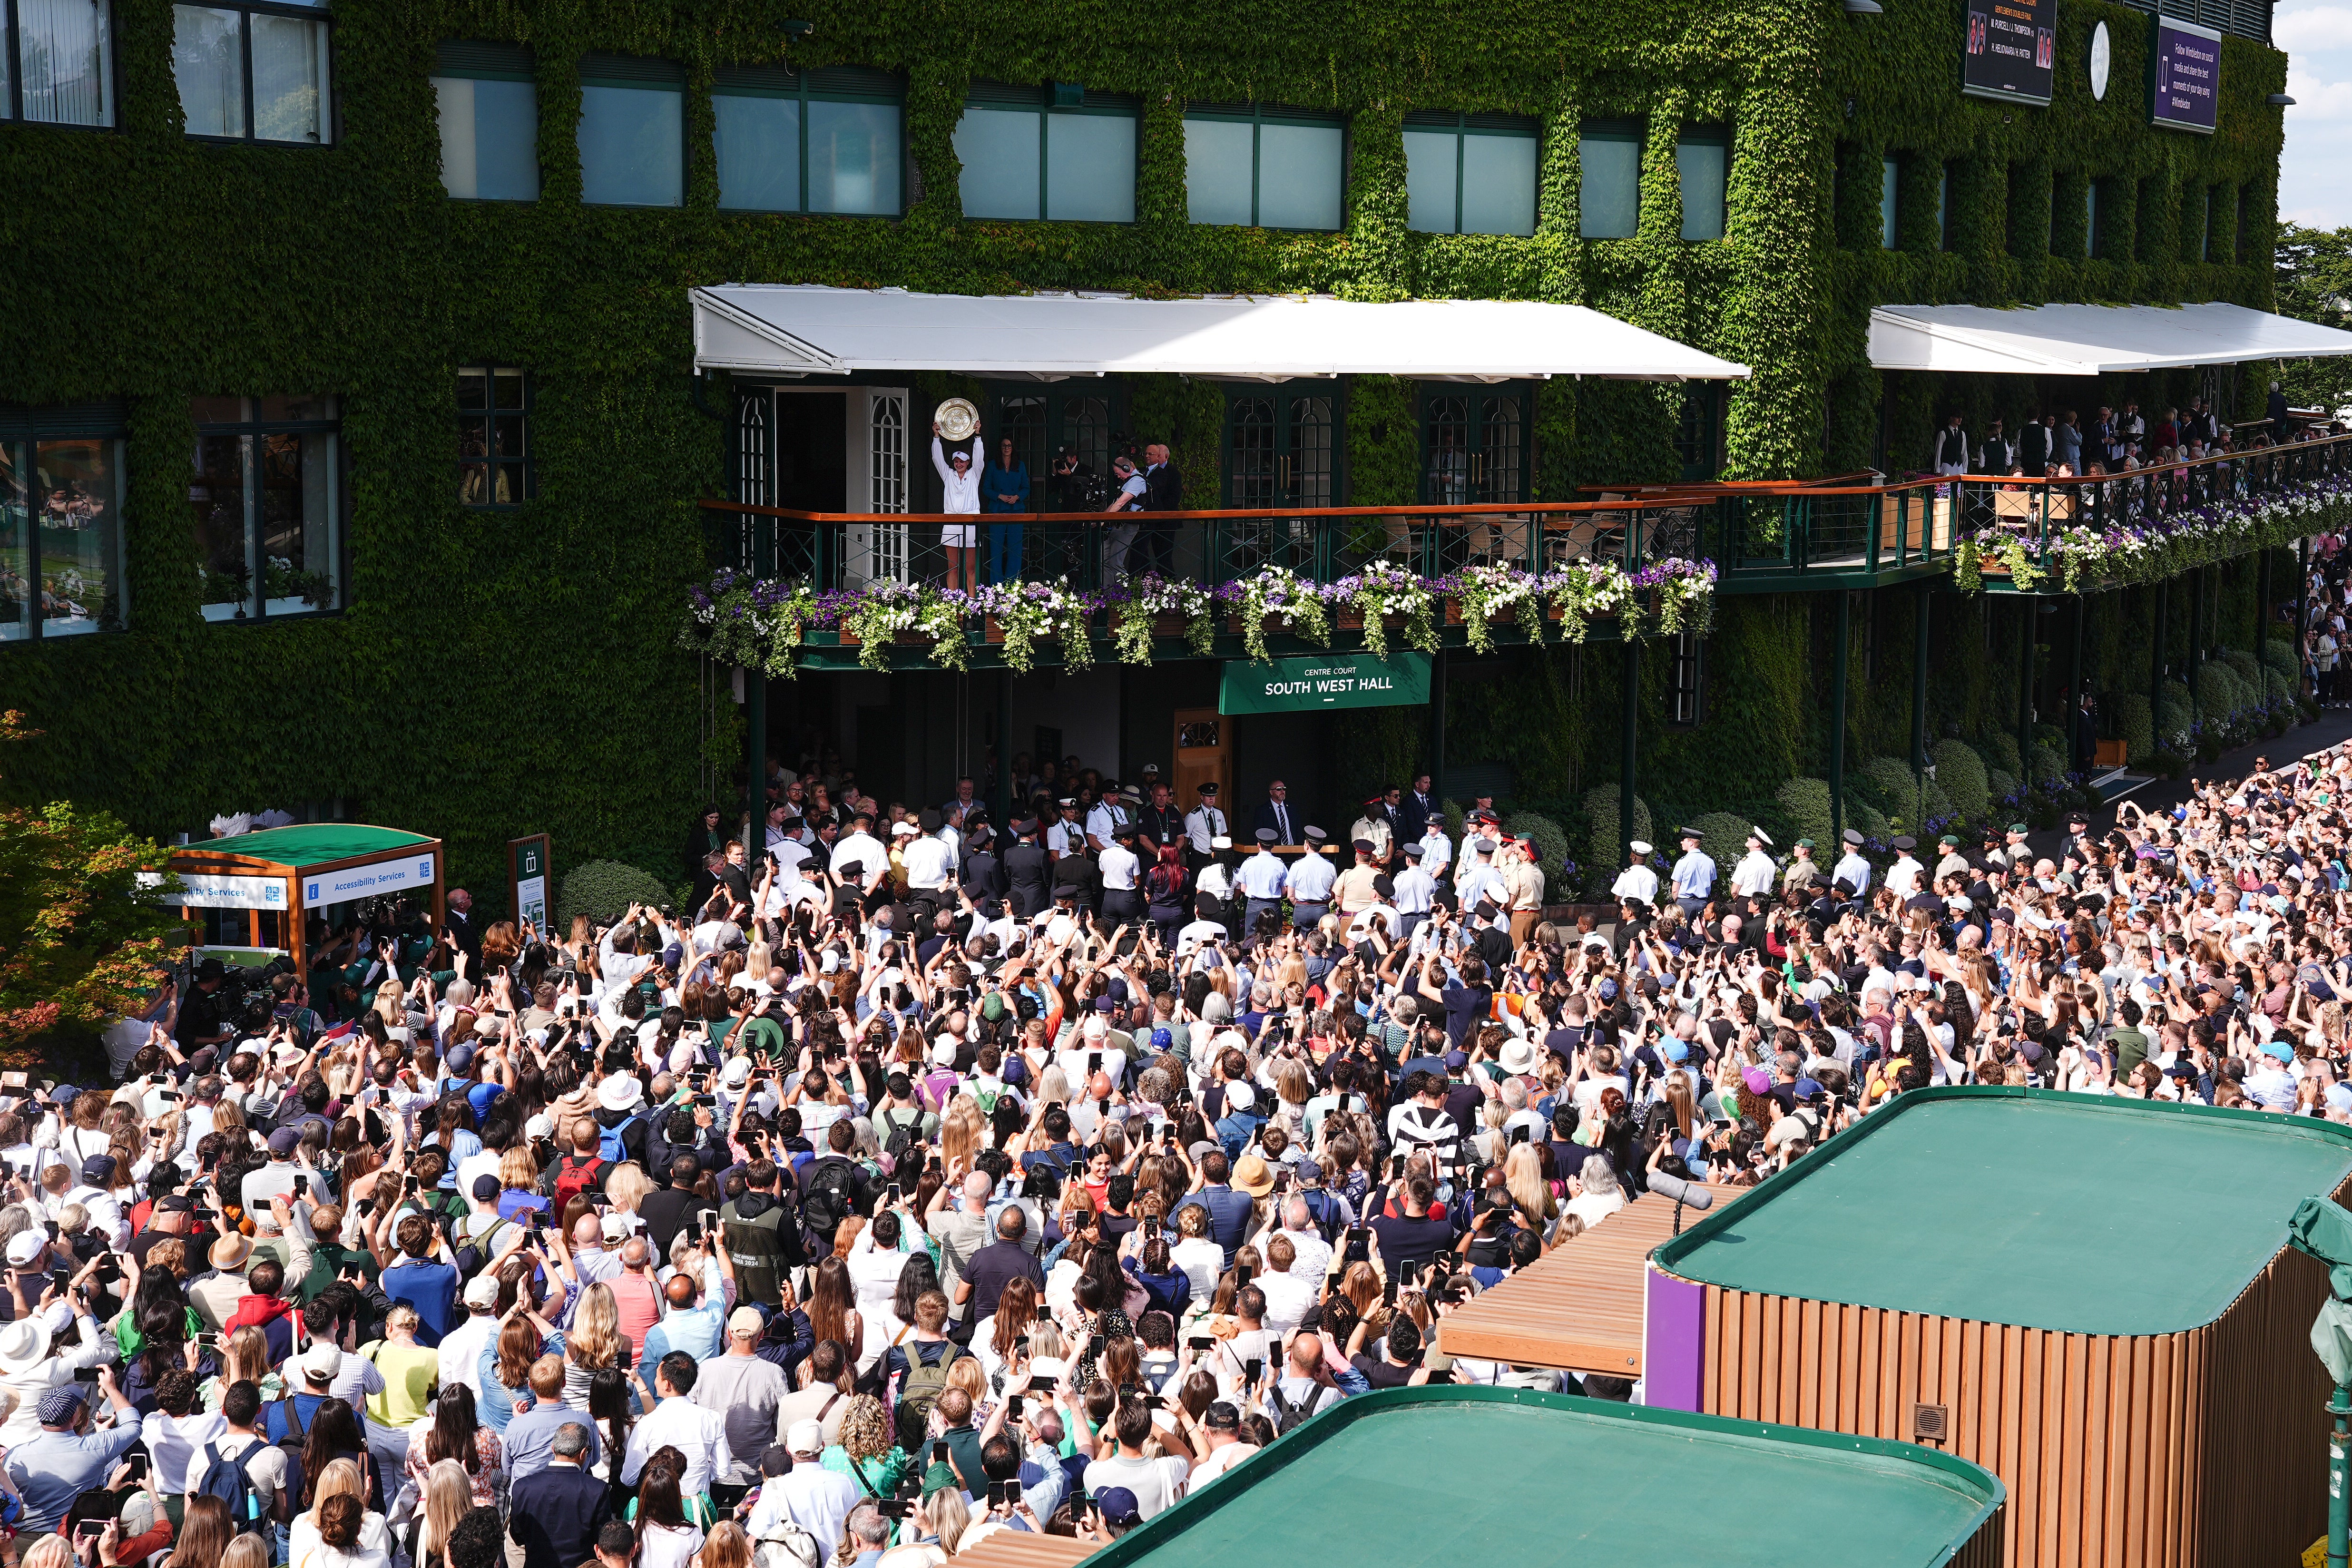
[
  {"xmin": 1087, "ymin": 795, "xmax": 1133, "ymax": 853},
  {"xmin": 1235, "ymin": 843, "xmax": 1288, "ymax": 901},
  {"xmin": 621, "ymin": 1364, "xmax": 735, "ymax": 1498},
  {"xmin": 1184, "ymin": 795, "xmax": 1229, "ymax": 855},
  {"xmin": 1883, "ymin": 841, "xmax": 1925, "ymax": 899},
  {"xmin": 1100, "ymin": 838, "xmax": 1140, "ymax": 893},
  {"xmin": 1832, "ymin": 837, "xmax": 1872, "ymax": 895},
  {"xmin": 438, "ymin": 1280, "xmax": 500, "ymax": 1400},
  {"xmin": 831, "ymin": 825, "xmax": 889, "ymax": 888},
  {"xmin": 1611, "ymin": 844, "xmax": 1659, "ymax": 905},
  {"xmin": 902, "ymin": 830, "xmax": 952, "ymax": 893},
  {"xmin": 1729, "ymin": 831, "xmax": 1777, "ymax": 898},
  {"xmin": 1284, "ymin": 847, "xmax": 1336, "ymax": 909}
]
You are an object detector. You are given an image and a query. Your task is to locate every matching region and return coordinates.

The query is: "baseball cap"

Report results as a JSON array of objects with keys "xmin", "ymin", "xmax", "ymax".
[
  {"xmin": 78, "ymin": 1154, "xmax": 116, "ymax": 1186},
  {"xmin": 462, "ymin": 1274, "xmax": 501, "ymax": 1309},
  {"xmin": 729, "ymin": 1306, "xmax": 765, "ymax": 1337},
  {"xmin": 5, "ymin": 1231, "xmax": 43, "ymax": 1266},
  {"xmin": 786, "ymin": 1419, "xmax": 824, "ymax": 1454},
  {"xmin": 445, "ymin": 1043, "xmax": 477, "ymax": 1074},
  {"xmin": 267, "ymin": 1127, "xmax": 303, "ymax": 1156},
  {"xmin": 471, "ymin": 1174, "xmax": 503, "ymax": 1201},
  {"xmin": 1094, "ymin": 1488, "xmax": 1143, "ymax": 1529},
  {"xmin": 297, "ymin": 1342, "xmax": 343, "ymax": 1382},
  {"xmin": 524, "ymin": 1114, "xmax": 556, "ymax": 1141}
]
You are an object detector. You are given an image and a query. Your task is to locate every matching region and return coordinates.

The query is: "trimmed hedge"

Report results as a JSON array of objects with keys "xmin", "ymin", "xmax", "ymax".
[
  {"xmin": 1931, "ymin": 738, "xmax": 1990, "ymax": 826},
  {"xmin": 2111, "ymin": 693, "xmax": 2155, "ymax": 764},
  {"xmin": 1577, "ymin": 786, "xmax": 1653, "ymax": 875},
  {"xmin": 556, "ymin": 860, "xmax": 676, "ymax": 929}
]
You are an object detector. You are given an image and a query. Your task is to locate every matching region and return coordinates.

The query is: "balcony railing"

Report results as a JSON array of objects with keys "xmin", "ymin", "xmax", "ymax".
[{"xmin": 698, "ymin": 428, "xmax": 2352, "ymax": 605}]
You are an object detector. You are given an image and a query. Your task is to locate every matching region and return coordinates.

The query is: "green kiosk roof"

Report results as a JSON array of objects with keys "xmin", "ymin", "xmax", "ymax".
[
  {"xmin": 1090, "ymin": 1388, "xmax": 1999, "ymax": 1568},
  {"xmin": 179, "ymin": 825, "xmax": 434, "ymax": 868},
  {"xmin": 1655, "ymin": 1087, "xmax": 2352, "ymax": 1335}
]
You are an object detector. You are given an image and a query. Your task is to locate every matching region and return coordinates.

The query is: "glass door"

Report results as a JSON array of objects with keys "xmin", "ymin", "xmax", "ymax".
[
  {"xmin": 1224, "ymin": 385, "xmax": 1335, "ymax": 574},
  {"xmin": 1421, "ymin": 384, "xmax": 1529, "ymax": 570}
]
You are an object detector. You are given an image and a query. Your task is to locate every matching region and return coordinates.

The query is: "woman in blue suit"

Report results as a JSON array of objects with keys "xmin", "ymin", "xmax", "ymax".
[{"xmin": 981, "ymin": 434, "xmax": 1030, "ymax": 583}]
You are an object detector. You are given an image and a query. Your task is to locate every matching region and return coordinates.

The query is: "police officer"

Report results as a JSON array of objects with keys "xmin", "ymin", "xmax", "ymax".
[
  {"xmin": 1669, "ymin": 826, "xmax": 1715, "ymax": 922},
  {"xmin": 1003, "ymin": 818, "xmax": 1050, "ymax": 921},
  {"xmin": 1832, "ymin": 828, "xmax": 1872, "ymax": 896},
  {"xmin": 1236, "ymin": 828, "xmax": 1289, "ymax": 935},
  {"xmin": 961, "ymin": 823, "xmax": 1006, "ymax": 905},
  {"xmin": 1184, "ymin": 782, "xmax": 1228, "ymax": 868},
  {"xmin": 1101, "ymin": 823, "xmax": 1145, "ymax": 926},
  {"xmin": 1728, "ymin": 826, "xmax": 1776, "ymax": 901},
  {"xmin": 1285, "ymin": 828, "xmax": 1338, "ymax": 929}
]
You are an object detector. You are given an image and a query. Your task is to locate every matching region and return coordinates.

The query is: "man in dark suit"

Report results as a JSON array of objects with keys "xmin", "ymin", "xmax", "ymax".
[
  {"xmin": 1140, "ymin": 441, "xmax": 1181, "ymax": 575},
  {"xmin": 508, "ymin": 1421, "xmax": 611, "ymax": 1568},
  {"xmin": 1137, "ymin": 780, "xmax": 1185, "ymax": 860},
  {"xmin": 1252, "ymin": 780, "xmax": 1299, "ymax": 846},
  {"xmin": 2018, "ymin": 413, "xmax": 2050, "ymax": 477},
  {"xmin": 1399, "ymin": 774, "xmax": 1438, "ymax": 846},
  {"xmin": 444, "ymin": 888, "xmax": 482, "ymax": 963},
  {"xmin": 1003, "ymin": 819, "xmax": 1050, "ymax": 920}
]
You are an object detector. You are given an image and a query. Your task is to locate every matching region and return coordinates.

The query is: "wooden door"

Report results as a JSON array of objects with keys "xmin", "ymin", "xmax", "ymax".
[{"xmin": 1173, "ymin": 708, "xmax": 1230, "ymax": 824}]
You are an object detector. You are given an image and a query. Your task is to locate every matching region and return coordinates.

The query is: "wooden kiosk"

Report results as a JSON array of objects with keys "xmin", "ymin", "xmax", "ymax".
[{"xmin": 166, "ymin": 824, "xmax": 444, "ymax": 971}]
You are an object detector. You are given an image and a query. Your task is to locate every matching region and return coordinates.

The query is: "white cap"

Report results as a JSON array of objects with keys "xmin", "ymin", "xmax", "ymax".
[
  {"xmin": 1225, "ymin": 1081, "xmax": 1255, "ymax": 1112},
  {"xmin": 1210, "ymin": 836, "xmax": 1232, "ymax": 850},
  {"xmin": 463, "ymin": 1274, "xmax": 500, "ymax": 1308},
  {"xmin": 931, "ymin": 1037, "xmax": 959, "ymax": 1066},
  {"xmin": 524, "ymin": 1114, "xmax": 556, "ymax": 1141},
  {"xmin": 786, "ymin": 1419, "xmax": 824, "ymax": 1454},
  {"xmin": 4, "ymin": 1232, "xmax": 42, "ymax": 1266},
  {"xmin": 298, "ymin": 1342, "xmax": 343, "ymax": 1382},
  {"xmin": 1628, "ymin": 841, "xmax": 1653, "ymax": 856}
]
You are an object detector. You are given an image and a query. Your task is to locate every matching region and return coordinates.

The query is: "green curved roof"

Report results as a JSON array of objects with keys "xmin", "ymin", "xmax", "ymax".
[
  {"xmin": 177, "ymin": 824, "xmax": 433, "ymax": 868},
  {"xmin": 1088, "ymin": 1387, "xmax": 2000, "ymax": 1568},
  {"xmin": 1654, "ymin": 1087, "xmax": 2352, "ymax": 1335}
]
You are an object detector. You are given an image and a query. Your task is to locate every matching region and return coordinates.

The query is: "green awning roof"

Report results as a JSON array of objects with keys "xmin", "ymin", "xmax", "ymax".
[
  {"xmin": 1655, "ymin": 1087, "xmax": 2352, "ymax": 1335},
  {"xmin": 176, "ymin": 824, "xmax": 434, "ymax": 868},
  {"xmin": 1094, "ymin": 1388, "xmax": 1999, "ymax": 1568}
]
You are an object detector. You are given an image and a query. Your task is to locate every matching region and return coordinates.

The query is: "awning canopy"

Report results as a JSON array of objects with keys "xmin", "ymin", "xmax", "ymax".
[
  {"xmin": 692, "ymin": 284, "xmax": 1751, "ymax": 383},
  {"xmin": 1868, "ymin": 301, "xmax": 2352, "ymax": 377}
]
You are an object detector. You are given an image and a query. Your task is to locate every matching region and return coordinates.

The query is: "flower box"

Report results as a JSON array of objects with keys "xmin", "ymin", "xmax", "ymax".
[
  {"xmin": 1154, "ymin": 613, "xmax": 1191, "ymax": 638},
  {"xmin": 835, "ymin": 625, "xmax": 930, "ymax": 648},
  {"xmin": 984, "ymin": 617, "xmax": 1007, "ymax": 644}
]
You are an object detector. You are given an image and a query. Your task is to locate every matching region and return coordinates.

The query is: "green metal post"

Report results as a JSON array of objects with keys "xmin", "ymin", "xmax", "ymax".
[
  {"xmin": 2016, "ymin": 599, "xmax": 2034, "ymax": 778},
  {"xmin": 2332, "ymin": 1379, "xmax": 2350, "ymax": 1568},
  {"xmin": 2068, "ymin": 593, "xmax": 2085, "ymax": 749},
  {"xmin": 1429, "ymin": 649, "xmax": 1448, "ymax": 803},
  {"xmin": 995, "ymin": 668, "xmax": 1013, "ymax": 823},
  {"xmin": 1829, "ymin": 593, "xmax": 1849, "ymax": 849},
  {"xmin": 1621, "ymin": 639, "xmax": 1641, "ymax": 862},
  {"xmin": 1911, "ymin": 583, "xmax": 1931, "ymax": 819},
  {"xmin": 743, "ymin": 666, "xmax": 765, "ymax": 857}
]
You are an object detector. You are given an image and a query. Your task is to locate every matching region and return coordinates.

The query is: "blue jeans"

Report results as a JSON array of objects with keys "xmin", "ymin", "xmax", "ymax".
[{"xmin": 988, "ymin": 520, "xmax": 1024, "ymax": 582}]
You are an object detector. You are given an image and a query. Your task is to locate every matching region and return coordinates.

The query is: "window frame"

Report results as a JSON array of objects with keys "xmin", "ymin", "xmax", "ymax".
[
  {"xmin": 0, "ymin": 404, "xmax": 128, "ymax": 645},
  {"xmin": 172, "ymin": 0, "xmax": 333, "ymax": 147},
  {"xmin": 1402, "ymin": 109, "xmax": 1540, "ymax": 237},
  {"xmin": 1577, "ymin": 117, "xmax": 1643, "ymax": 240},
  {"xmin": 190, "ymin": 395, "xmax": 346, "ymax": 624},
  {"xmin": 955, "ymin": 80, "xmax": 1139, "ymax": 224},
  {"xmin": 1674, "ymin": 122, "xmax": 1729, "ymax": 243},
  {"xmin": 1, "ymin": 0, "xmax": 118, "ymax": 129},
  {"xmin": 1880, "ymin": 153, "xmax": 1900, "ymax": 249},
  {"xmin": 431, "ymin": 39, "xmax": 536, "ymax": 202},
  {"xmin": 1666, "ymin": 632, "xmax": 1704, "ymax": 727},
  {"xmin": 1182, "ymin": 100, "xmax": 1348, "ymax": 231},
  {"xmin": 576, "ymin": 51, "xmax": 684, "ymax": 208},
  {"xmin": 2087, "ymin": 175, "xmax": 2104, "ymax": 260},
  {"xmin": 457, "ymin": 364, "xmax": 531, "ymax": 509},
  {"xmin": 712, "ymin": 62, "xmax": 905, "ymax": 217}
]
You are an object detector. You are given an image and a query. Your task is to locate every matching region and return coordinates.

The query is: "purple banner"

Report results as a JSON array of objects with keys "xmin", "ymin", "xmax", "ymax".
[
  {"xmin": 1643, "ymin": 1265, "xmax": 1708, "ymax": 1412},
  {"xmin": 2151, "ymin": 16, "xmax": 2222, "ymax": 135}
]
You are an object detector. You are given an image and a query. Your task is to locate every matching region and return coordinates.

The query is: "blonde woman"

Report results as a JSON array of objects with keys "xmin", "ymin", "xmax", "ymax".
[
  {"xmin": 566, "ymin": 1281, "xmax": 632, "ymax": 1406},
  {"xmin": 693, "ymin": 1522, "xmax": 752, "ymax": 1568},
  {"xmin": 818, "ymin": 1395, "xmax": 907, "ymax": 1497},
  {"xmin": 219, "ymin": 1537, "xmax": 270, "ymax": 1568},
  {"xmin": 291, "ymin": 1459, "xmax": 390, "ymax": 1568},
  {"xmin": 937, "ymin": 1103, "xmax": 982, "ymax": 1183},
  {"xmin": 877, "ymin": 1484, "xmax": 968, "ymax": 1568},
  {"xmin": 1501, "ymin": 1143, "xmax": 1557, "ymax": 1235},
  {"xmin": 605, "ymin": 1164, "xmax": 653, "ymax": 1233},
  {"xmin": 405, "ymin": 1460, "xmax": 473, "ymax": 1568},
  {"xmin": 363, "ymin": 1305, "xmax": 437, "ymax": 1457}
]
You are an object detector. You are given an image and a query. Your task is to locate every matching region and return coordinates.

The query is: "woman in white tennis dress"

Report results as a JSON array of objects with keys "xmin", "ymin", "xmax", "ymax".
[{"xmin": 931, "ymin": 422, "xmax": 983, "ymax": 592}]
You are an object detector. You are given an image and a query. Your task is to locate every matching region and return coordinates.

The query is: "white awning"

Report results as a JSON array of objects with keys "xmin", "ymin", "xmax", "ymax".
[
  {"xmin": 692, "ymin": 284, "xmax": 1751, "ymax": 383},
  {"xmin": 1868, "ymin": 301, "xmax": 2352, "ymax": 377}
]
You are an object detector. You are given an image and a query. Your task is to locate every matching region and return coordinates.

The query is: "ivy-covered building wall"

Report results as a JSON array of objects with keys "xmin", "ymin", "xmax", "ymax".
[{"xmin": 0, "ymin": 0, "xmax": 2293, "ymax": 907}]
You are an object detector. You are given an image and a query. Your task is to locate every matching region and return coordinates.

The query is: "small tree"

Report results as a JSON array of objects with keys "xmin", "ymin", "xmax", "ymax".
[{"xmin": 0, "ymin": 713, "xmax": 178, "ymax": 1061}]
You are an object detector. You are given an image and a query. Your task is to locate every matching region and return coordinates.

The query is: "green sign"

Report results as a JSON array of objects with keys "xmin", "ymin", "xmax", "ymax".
[
  {"xmin": 1219, "ymin": 649, "xmax": 1432, "ymax": 715},
  {"xmin": 509, "ymin": 833, "xmax": 551, "ymax": 932}
]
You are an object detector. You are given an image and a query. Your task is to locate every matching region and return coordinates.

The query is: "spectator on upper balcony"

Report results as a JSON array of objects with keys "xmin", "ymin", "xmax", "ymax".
[
  {"xmin": 982, "ymin": 435, "xmax": 1030, "ymax": 587},
  {"xmin": 931, "ymin": 422, "xmax": 983, "ymax": 594}
]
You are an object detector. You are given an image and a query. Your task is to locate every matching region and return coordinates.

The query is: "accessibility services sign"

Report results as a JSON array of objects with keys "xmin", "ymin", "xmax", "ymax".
[{"xmin": 1219, "ymin": 649, "xmax": 1431, "ymax": 715}]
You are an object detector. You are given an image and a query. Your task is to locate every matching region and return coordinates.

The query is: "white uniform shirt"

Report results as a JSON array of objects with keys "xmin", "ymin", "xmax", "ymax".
[
  {"xmin": 1611, "ymin": 862, "xmax": 1660, "ymax": 903},
  {"xmin": 1391, "ymin": 865, "xmax": 1436, "ymax": 914},
  {"xmin": 901, "ymin": 835, "xmax": 952, "ymax": 891},
  {"xmin": 1729, "ymin": 848, "xmax": 1776, "ymax": 898},
  {"xmin": 1883, "ymin": 854, "xmax": 1925, "ymax": 898},
  {"xmin": 831, "ymin": 831, "xmax": 888, "ymax": 884},
  {"xmin": 1418, "ymin": 828, "xmax": 1453, "ymax": 879},
  {"xmin": 1670, "ymin": 850, "xmax": 1717, "ymax": 900},
  {"xmin": 1184, "ymin": 805, "xmax": 1228, "ymax": 854},
  {"xmin": 1833, "ymin": 851, "xmax": 1872, "ymax": 894},
  {"xmin": 1196, "ymin": 862, "xmax": 1234, "ymax": 901},
  {"xmin": 1047, "ymin": 817, "xmax": 1087, "ymax": 854},
  {"xmin": 1087, "ymin": 800, "xmax": 1133, "ymax": 847},
  {"xmin": 1100, "ymin": 843, "xmax": 1140, "ymax": 891}
]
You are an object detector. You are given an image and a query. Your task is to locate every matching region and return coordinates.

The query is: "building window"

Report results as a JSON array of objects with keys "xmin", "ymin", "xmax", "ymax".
[
  {"xmin": 458, "ymin": 366, "xmax": 529, "ymax": 506},
  {"xmin": 2199, "ymin": 184, "xmax": 2215, "ymax": 260},
  {"xmin": 1402, "ymin": 111, "xmax": 1538, "ymax": 236},
  {"xmin": 1880, "ymin": 154, "xmax": 1898, "ymax": 248},
  {"xmin": 1666, "ymin": 634, "xmax": 1703, "ymax": 726},
  {"xmin": 1937, "ymin": 164, "xmax": 1953, "ymax": 250},
  {"xmin": 2086, "ymin": 176, "xmax": 2102, "ymax": 259},
  {"xmin": 1675, "ymin": 125, "xmax": 1727, "ymax": 241},
  {"xmin": 0, "ymin": 404, "xmax": 125, "ymax": 643},
  {"xmin": 190, "ymin": 395, "xmax": 342, "ymax": 622},
  {"xmin": 1674, "ymin": 386, "xmax": 1717, "ymax": 482},
  {"xmin": 172, "ymin": 0, "xmax": 329, "ymax": 143},
  {"xmin": 1183, "ymin": 103, "xmax": 1343, "ymax": 230},
  {"xmin": 713, "ymin": 64, "xmax": 901, "ymax": 215},
  {"xmin": 1578, "ymin": 120, "xmax": 1640, "ymax": 239},
  {"xmin": 953, "ymin": 81, "xmax": 1137, "ymax": 223},
  {"xmin": 578, "ymin": 53, "xmax": 681, "ymax": 206},
  {"xmin": 3, "ymin": 0, "xmax": 112, "ymax": 126},
  {"xmin": 432, "ymin": 41, "xmax": 535, "ymax": 200}
]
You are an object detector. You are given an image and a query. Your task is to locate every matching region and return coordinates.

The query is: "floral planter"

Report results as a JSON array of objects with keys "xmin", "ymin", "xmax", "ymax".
[
  {"xmin": 835, "ymin": 626, "xmax": 930, "ymax": 648},
  {"xmin": 984, "ymin": 617, "xmax": 1007, "ymax": 644},
  {"xmin": 1154, "ymin": 613, "xmax": 1191, "ymax": 638}
]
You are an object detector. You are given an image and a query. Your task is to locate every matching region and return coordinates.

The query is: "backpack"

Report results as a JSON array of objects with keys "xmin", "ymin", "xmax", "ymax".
[
  {"xmin": 801, "ymin": 1156, "xmax": 859, "ymax": 1244},
  {"xmin": 451, "ymin": 1215, "xmax": 512, "ymax": 1278},
  {"xmin": 1299, "ymin": 1188, "xmax": 1342, "ymax": 1245},
  {"xmin": 753, "ymin": 1519, "xmax": 821, "ymax": 1568},
  {"xmin": 880, "ymin": 1109, "xmax": 927, "ymax": 1170},
  {"xmin": 195, "ymin": 1439, "xmax": 273, "ymax": 1535},
  {"xmin": 597, "ymin": 1114, "xmax": 643, "ymax": 1165},
  {"xmin": 1262, "ymin": 1380, "xmax": 1331, "ymax": 1437},
  {"xmin": 894, "ymin": 1340, "xmax": 964, "ymax": 1441},
  {"xmin": 553, "ymin": 1152, "xmax": 611, "ymax": 1212}
]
